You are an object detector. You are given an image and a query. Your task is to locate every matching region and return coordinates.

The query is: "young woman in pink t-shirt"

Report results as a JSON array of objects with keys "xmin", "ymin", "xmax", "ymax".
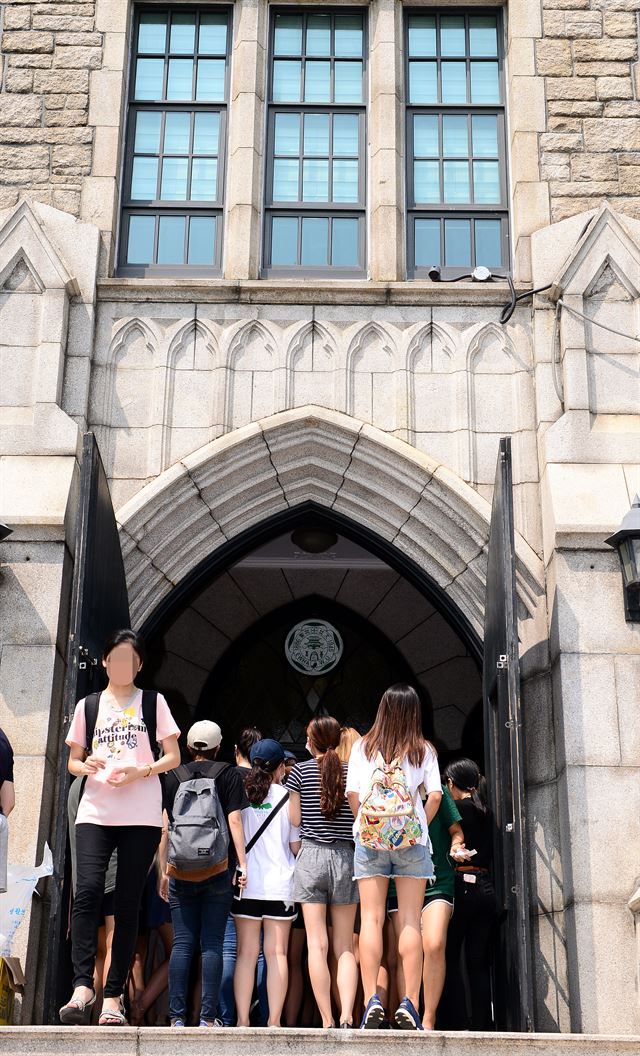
[{"xmin": 60, "ymin": 629, "xmax": 180, "ymax": 1026}]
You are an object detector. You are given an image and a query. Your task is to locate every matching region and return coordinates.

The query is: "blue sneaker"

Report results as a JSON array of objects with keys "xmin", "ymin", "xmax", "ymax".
[
  {"xmin": 171, "ymin": 1018, "xmax": 185, "ymax": 1028},
  {"xmin": 394, "ymin": 997, "xmax": 424, "ymax": 1031},
  {"xmin": 360, "ymin": 994, "xmax": 386, "ymax": 1029}
]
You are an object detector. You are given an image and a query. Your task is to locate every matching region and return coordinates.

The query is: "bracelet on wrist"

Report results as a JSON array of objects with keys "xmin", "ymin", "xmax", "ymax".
[{"xmin": 144, "ymin": 764, "xmax": 153, "ymax": 778}]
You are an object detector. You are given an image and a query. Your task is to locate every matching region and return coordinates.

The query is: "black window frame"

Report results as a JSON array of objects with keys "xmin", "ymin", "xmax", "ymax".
[
  {"xmin": 262, "ymin": 7, "xmax": 368, "ymax": 279},
  {"xmin": 117, "ymin": 4, "xmax": 232, "ymax": 277},
  {"xmin": 405, "ymin": 7, "xmax": 510, "ymax": 280}
]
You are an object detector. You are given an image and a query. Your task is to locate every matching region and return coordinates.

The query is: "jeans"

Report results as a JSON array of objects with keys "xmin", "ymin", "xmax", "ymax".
[
  {"xmin": 169, "ymin": 871, "xmax": 233, "ymax": 1023},
  {"xmin": 442, "ymin": 873, "xmax": 498, "ymax": 1029},
  {"xmin": 218, "ymin": 914, "xmax": 269, "ymax": 1026}
]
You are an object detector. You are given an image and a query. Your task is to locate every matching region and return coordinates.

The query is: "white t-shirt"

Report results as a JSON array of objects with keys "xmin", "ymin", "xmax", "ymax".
[
  {"xmin": 241, "ymin": 784, "xmax": 299, "ymax": 902},
  {"xmin": 346, "ymin": 739, "xmax": 441, "ymax": 848}
]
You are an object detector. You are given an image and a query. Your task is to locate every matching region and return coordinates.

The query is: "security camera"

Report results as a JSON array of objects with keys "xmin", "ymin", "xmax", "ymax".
[{"xmin": 427, "ymin": 265, "xmax": 441, "ymax": 281}]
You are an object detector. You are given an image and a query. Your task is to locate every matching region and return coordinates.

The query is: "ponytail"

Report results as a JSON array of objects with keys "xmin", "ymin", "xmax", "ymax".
[
  {"xmin": 244, "ymin": 762, "xmax": 272, "ymax": 806},
  {"xmin": 444, "ymin": 758, "xmax": 487, "ymax": 815},
  {"xmin": 307, "ymin": 716, "xmax": 344, "ymax": 820}
]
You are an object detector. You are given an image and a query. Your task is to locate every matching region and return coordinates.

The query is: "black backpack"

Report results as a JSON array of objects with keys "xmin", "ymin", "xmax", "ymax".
[{"xmin": 84, "ymin": 688, "xmax": 160, "ymax": 759}]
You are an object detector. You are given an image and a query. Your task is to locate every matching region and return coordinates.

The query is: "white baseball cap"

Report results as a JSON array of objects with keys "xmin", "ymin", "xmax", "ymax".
[{"xmin": 187, "ymin": 720, "xmax": 222, "ymax": 750}]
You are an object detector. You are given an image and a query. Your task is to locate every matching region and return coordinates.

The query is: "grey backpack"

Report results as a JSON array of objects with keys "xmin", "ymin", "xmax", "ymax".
[{"xmin": 168, "ymin": 762, "xmax": 230, "ymax": 877}]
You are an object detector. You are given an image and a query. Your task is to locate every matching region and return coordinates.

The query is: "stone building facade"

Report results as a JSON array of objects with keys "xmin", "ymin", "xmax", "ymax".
[{"xmin": 0, "ymin": 0, "xmax": 639, "ymax": 1036}]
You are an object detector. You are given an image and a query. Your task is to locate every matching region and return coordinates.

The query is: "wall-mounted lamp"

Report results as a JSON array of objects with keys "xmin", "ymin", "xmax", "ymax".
[{"xmin": 605, "ymin": 495, "xmax": 640, "ymax": 622}]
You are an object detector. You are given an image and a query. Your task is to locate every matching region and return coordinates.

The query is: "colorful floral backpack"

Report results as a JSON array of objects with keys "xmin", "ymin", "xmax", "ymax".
[{"xmin": 359, "ymin": 752, "xmax": 422, "ymax": 850}]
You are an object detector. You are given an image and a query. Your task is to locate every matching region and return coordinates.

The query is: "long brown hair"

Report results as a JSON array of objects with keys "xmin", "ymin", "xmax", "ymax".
[
  {"xmin": 361, "ymin": 684, "xmax": 432, "ymax": 768},
  {"xmin": 308, "ymin": 716, "xmax": 344, "ymax": 820},
  {"xmin": 245, "ymin": 760, "xmax": 280, "ymax": 805}
]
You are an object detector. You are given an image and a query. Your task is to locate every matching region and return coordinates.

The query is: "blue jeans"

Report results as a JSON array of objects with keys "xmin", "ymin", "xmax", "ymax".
[
  {"xmin": 168, "ymin": 871, "xmax": 233, "ymax": 1023},
  {"xmin": 218, "ymin": 914, "xmax": 269, "ymax": 1026}
]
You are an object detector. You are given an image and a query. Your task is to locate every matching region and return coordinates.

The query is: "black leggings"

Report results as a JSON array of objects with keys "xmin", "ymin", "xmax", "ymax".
[
  {"xmin": 73, "ymin": 823, "xmax": 161, "ymax": 997},
  {"xmin": 442, "ymin": 874, "xmax": 497, "ymax": 1029}
]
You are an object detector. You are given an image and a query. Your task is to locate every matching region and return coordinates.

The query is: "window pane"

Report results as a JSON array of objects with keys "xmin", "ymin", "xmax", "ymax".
[
  {"xmin": 170, "ymin": 13, "xmax": 195, "ymax": 55},
  {"xmin": 408, "ymin": 16, "xmax": 436, "ymax": 57},
  {"xmin": 131, "ymin": 157, "xmax": 158, "ymax": 199},
  {"xmin": 161, "ymin": 156, "xmax": 189, "ymax": 199},
  {"xmin": 273, "ymin": 158, "xmax": 299, "ymax": 201},
  {"xmin": 188, "ymin": 216, "xmax": 216, "ymax": 265},
  {"xmin": 470, "ymin": 62, "xmax": 500, "ymax": 103},
  {"xmin": 475, "ymin": 219, "xmax": 502, "ymax": 267},
  {"xmin": 306, "ymin": 15, "xmax": 330, "ymax": 57},
  {"xmin": 443, "ymin": 115, "xmax": 468, "ymax": 157},
  {"xmin": 333, "ymin": 159, "xmax": 358, "ymax": 202},
  {"xmin": 138, "ymin": 13, "xmax": 166, "ymax": 54},
  {"xmin": 191, "ymin": 157, "xmax": 217, "ymax": 200},
  {"xmin": 334, "ymin": 61, "xmax": 362, "ymax": 103},
  {"xmin": 301, "ymin": 217, "xmax": 328, "ymax": 265},
  {"xmin": 127, "ymin": 215, "xmax": 155, "ymax": 263},
  {"xmin": 304, "ymin": 113, "xmax": 329, "ymax": 155},
  {"xmin": 440, "ymin": 16, "xmax": 466, "ymax": 57},
  {"xmin": 135, "ymin": 58, "xmax": 164, "ymax": 99},
  {"xmin": 414, "ymin": 160, "xmax": 439, "ymax": 203},
  {"xmin": 197, "ymin": 59, "xmax": 225, "ymax": 99},
  {"xmin": 335, "ymin": 15, "xmax": 363, "ymax": 57},
  {"xmin": 333, "ymin": 113, "xmax": 359, "ymax": 156},
  {"xmin": 415, "ymin": 218, "xmax": 440, "ymax": 267},
  {"xmin": 441, "ymin": 62, "xmax": 467, "ymax": 103},
  {"xmin": 157, "ymin": 216, "xmax": 185, "ymax": 264},
  {"xmin": 445, "ymin": 218, "xmax": 471, "ymax": 266},
  {"xmin": 272, "ymin": 216, "xmax": 298, "ymax": 265},
  {"xmin": 302, "ymin": 158, "xmax": 329, "ymax": 201},
  {"xmin": 414, "ymin": 114, "xmax": 438, "ymax": 157},
  {"xmin": 332, "ymin": 218, "xmax": 358, "ymax": 266},
  {"xmin": 274, "ymin": 14, "xmax": 302, "ymax": 56},
  {"xmin": 472, "ymin": 115, "xmax": 498, "ymax": 157},
  {"xmin": 473, "ymin": 160, "xmax": 500, "ymax": 203},
  {"xmin": 409, "ymin": 62, "xmax": 437, "ymax": 104},
  {"xmin": 194, "ymin": 112, "xmax": 220, "ymax": 153},
  {"xmin": 273, "ymin": 60, "xmax": 301, "ymax": 101},
  {"xmin": 134, "ymin": 111, "xmax": 161, "ymax": 153},
  {"xmin": 199, "ymin": 13, "xmax": 227, "ymax": 55},
  {"xmin": 470, "ymin": 16, "xmax": 498, "ymax": 57},
  {"xmin": 164, "ymin": 112, "xmax": 191, "ymax": 154},
  {"xmin": 167, "ymin": 58, "xmax": 193, "ymax": 100},
  {"xmin": 275, "ymin": 113, "xmax": 300, "ymax": 156},
  {"xmin": 304, "ymin": 61, "xmax": 331, "ymax": 102},
  {"xmin": 443, "ymin": 160, "xmax": 470, "ymax": 202}
]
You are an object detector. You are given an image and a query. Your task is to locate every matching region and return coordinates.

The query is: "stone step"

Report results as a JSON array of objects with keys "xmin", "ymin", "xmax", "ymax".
[{"xmin": 2, "ymin": 1027, "xmax": 640, "ymax": 1056}]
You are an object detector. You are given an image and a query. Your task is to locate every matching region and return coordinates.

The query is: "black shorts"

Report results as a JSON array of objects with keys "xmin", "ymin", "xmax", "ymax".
[
  {"xmin": 387, "ymin": 888, "xmax": 454, "ymax": 914},
  {"xmin": 231, "ymin": 898, "xmax": 298, "ymax": 921}
]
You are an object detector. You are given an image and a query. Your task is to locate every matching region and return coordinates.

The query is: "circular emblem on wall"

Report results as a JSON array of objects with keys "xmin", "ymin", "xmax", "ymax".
[{"xmin": 285, "ymin": 620, "xmax": 344, "ymax": 676}]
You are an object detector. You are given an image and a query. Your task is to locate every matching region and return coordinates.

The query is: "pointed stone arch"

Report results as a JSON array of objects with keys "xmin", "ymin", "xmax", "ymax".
[
  {"xmin": 102, "ymin": 318, "xmax": 163, "ymax": 480},
  {"xmin": 224, "ymin": 319, "xmax": 280, "ymax": 431},
  {"xmin": 345, "ymin": 321, "xmax": 398, "ymax": 431},
  {"xmin": 406, "ymin": 322, "xmax": 460, "ymax": 446},
  {"xmin": 162, "ymin": 319, "xmax": 220, "ymax": 471},
  {"xmin": 285, "ymin": 319, "xmax": 337, "ymax": 408}
]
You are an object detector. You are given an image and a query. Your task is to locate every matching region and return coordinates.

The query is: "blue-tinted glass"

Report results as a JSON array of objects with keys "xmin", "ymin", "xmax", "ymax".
[
  {"xmin": 131, "ymin": 157, "xmax": 158, "ymax": 199},
  {"xmin": 334, "ymin": 61, "xmax": 362, "ymax": 103},
  {"xmin": 304, "ymin": 61, "xmax": 330, "ymax": 102},
  {"xmin": 414, "ymin": 114, "xmax": 438, "ymax": 157},
  {"xmin": 473, "ymin": 161, "xmax": 500, "ymax": 203},
  {"xmin": 271, "ymin": 216, "xmax": 298, "ymax": 265},
  {"xmin": 302, "ymin": 158, "xmax": 329, "ymax": 201},
  {"xmin": 335, "ymin": 15, "xmax": 363, "ymax": 57},
  {"xmin": 441, "ymin": 62, "xmax": 467, "ymax": 103},
  {"xmin": 471, "ymin": 62, "xmax": 500, "ymax": 103},
  {"xmin": 134, "ymin": 111, "xmax": 161, "ymax": 153},
  {"xmin": 127, "ymin": 216, "xmax": 155, "ymax": 264},
  {"xmin": 164, "ymin": 112, "xmax": 190, "ymax": 153},
  {"xmin": 443, "ymin": 160, "xmax": 470, "ymax": 202},
  {"xmin": 301, "ymin": 217, "xmax": 328, "ymax": 265},
  {"xmin": 273, "ymin": 60, "xmax": 301, "ymax": 101},
  {"xmin": 170, "ymin": 13, "xmax": 195, "ymax": 55},
  {"xmin": 138, "ymin": 13, "xmax": 166, "ymax": 54},
  {"xmin": 470, "ymin": 15, "xmax": 498, "ymax": 57},
  {"xmin": 333, "ymin": 159, "xmax": 358, "ymax": 202},
  {"xmin": 443, "ymin": 115, "xmax": 468, "ymax": 157},
  {"xmin": 445, "ymin": 219, "xmax": 471, "ymax": 267},
  {"xmin": 472, "ymin": 115, "xmax": 498, "ymax": 157},
  {"xmin": 475, "ymin": 219, "xmax": 502, "ymax": 267},
  {"xmin": 409, "ymin": 62, "xmax": 437, "ymax": 104},
  {"xmin": 333, "ymin": 113, "xmax": 358, "ymax": 156},
  {"xmin": 191, "ymin": 157, "xmax": 217, "ymax": 200},
  {"xmin": 188, "ymin": 216, "xmax": 216, "ymax": 265},
  {"xmin": 332, "ymin": 218, "xmax": 358, "ymax": 266},
  {"xmin": 274, "ymin": 14, "xmax": 302, "ymax": 55},
  {"xmin": 304, "ymin": 113, "xmax": 329, "ymax": 155},
  {"xmin": 415, "ymin": 218, "xmax": 440, "ymax": 267},
  {"xmin": 275, "ymin": 113, "xmax": 300, "ymax": 156},
  {"xmin": 196, "ymin": 59, "xmax": 224, "ymax": 99},
  {"xmin": 273, "ymin": 158, "xmax": 299, "ymax": 201},
  {"xmin": 306, "ymin": 15, "xmax": 330, "ymax": 56},
  {"xmin": 199, "ymin": 13, "xmax": 227, "ymax": 55},
  {"xmin": 414, "ymin": 161, "xmax": 439, "ymax": 203},
  {"xmin": 408, "ymin": 16, "xmax": 436, "ymax": 57},
  {"xmin": 135, "ymin": 58, "xmax": 164, "ymax": 99},
  {"xmin": 167, "ymin": 59, "xmax": 193, "ymax": 100},
  {"xmin": 194, "ymin": 112, "xmax": 219, "ymax": 153},
  {"xmin": 157, "ymin": 216, "xmax": 185, "ymax": 264},
  {"xmin": 440, "ymin": 16, "xmax": 466, "ymax": 57},
  {"xmin": 161, "ymin": 156, "xmax": 188, "ymax": 199}
]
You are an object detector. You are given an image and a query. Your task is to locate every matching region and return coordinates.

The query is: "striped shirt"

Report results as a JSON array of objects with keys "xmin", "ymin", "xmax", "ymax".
[{"xmin": 287, "ymin": 758, "xmax": 354, "ymax": 844}]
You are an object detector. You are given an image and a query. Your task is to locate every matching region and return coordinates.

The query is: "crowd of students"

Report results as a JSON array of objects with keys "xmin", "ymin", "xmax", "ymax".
[{"xmin": 59, "ymin": 628, "xmax": 497, "ymax": 1031}]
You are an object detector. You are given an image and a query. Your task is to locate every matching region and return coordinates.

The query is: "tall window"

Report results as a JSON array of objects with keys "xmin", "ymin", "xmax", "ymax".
[
  {"xmin": 119, "ymin": 6, "xmax": 231, "ymax": 275},
  {"xmin": 405, "ymin": 10, "xmax": 508, "ymax": 278},
  {"xmin": 264, "ymin": 9, "xmax": 367, "ymax": 276}
]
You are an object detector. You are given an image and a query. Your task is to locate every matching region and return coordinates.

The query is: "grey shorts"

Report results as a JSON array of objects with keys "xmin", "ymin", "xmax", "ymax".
[{"xmin": 293, "ymin": 839, "xmax": 360, "ymax": 905}]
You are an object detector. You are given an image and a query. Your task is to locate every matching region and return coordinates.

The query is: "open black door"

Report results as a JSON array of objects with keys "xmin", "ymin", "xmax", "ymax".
[
  {"xmin": 483, "ymin": 437, "xmax": 534, "ymax": 1031},
  {"xmin": 44, "ymin": 433, "xmax": 130, "ymax": 1023}
]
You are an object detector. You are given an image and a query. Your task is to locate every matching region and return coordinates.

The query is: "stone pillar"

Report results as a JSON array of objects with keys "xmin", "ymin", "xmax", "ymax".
[{"xmin": 368, "ymin": 0, "xmax": 403, "ymax": 281}]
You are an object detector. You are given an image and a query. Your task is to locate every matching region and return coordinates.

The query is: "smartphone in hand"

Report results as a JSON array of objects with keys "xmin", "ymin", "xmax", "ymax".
[{"xmin": 233, "ymin": 866, "xmax": 245, "ymax": 900}]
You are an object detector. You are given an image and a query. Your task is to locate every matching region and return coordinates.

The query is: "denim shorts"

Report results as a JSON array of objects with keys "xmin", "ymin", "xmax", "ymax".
[{"xmin": 353, "ymin": 837, "xmax": 434, "ymax": 881}]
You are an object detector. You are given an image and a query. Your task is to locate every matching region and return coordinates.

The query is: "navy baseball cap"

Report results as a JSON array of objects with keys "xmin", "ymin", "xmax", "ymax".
[
  {"xmin": 283, "ymin": 750, "xmax": 297, "ymax": 763},
  {"xmin": 250, "ymin": 738, "xmax": 285, "ymax": 770}
]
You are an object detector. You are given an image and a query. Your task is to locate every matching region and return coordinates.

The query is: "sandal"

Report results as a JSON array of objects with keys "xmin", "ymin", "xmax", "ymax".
[
  {"xmin": 99, "ymin": 998, "xmax": 127, "ymax": 1026},
  {"xmin": 59, "ymin": 989, "xmax": 96, "ymax": 1025}
]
